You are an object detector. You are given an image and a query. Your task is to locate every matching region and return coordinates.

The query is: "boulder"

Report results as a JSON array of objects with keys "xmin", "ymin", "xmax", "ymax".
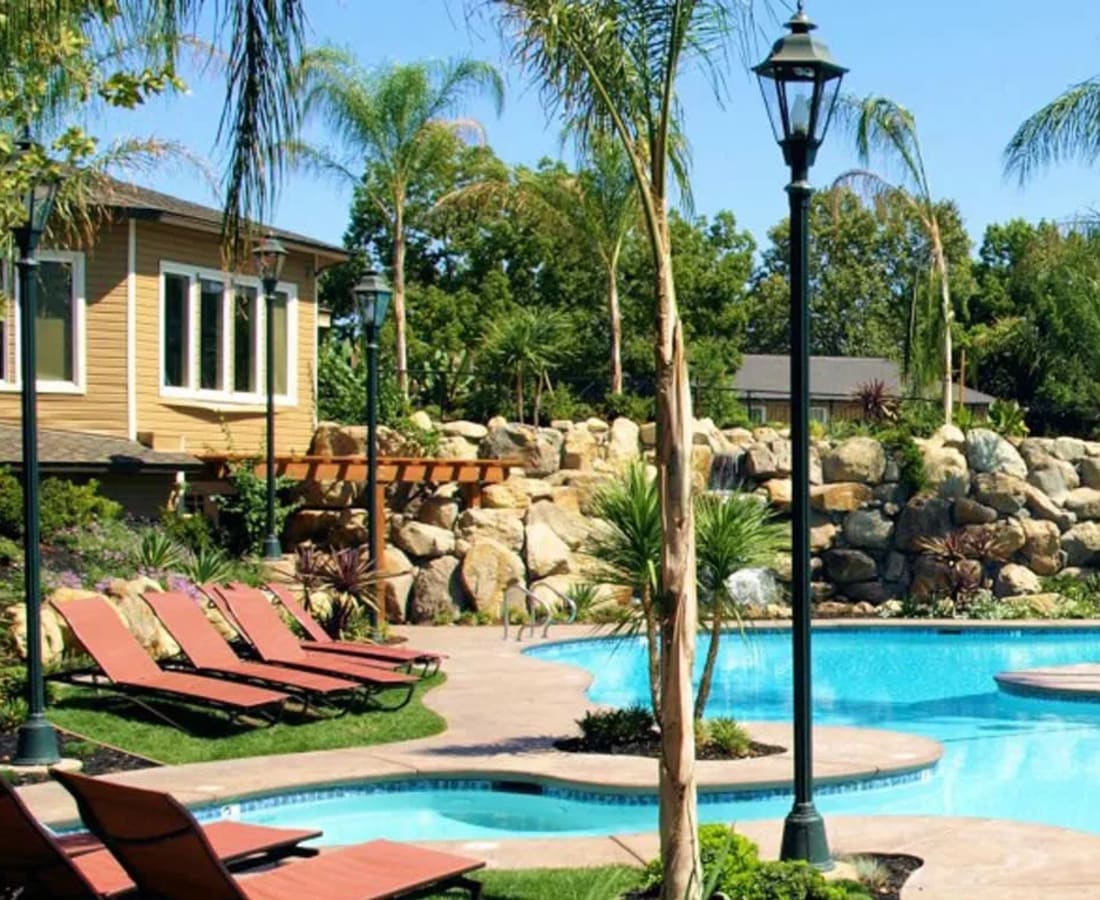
[
  {"xmin": 441, "ymin": 420, "xmax": 489, "ymax": 441},
  {"xmin": 309, "ymin": 422, "xmax": 366, "ymax": 457},
  {"xmin": 455, "ymin": 508, "xmax": 525, "ymax": 552},
  {"xmin": 417, "ymin": 496, "xmax": 460, "ymax": 530},
  {"xmin": 810, "ymin": 517, "xmax": 838, "ymax": 552},
  {"xmin": 482, "ymin": 481, "xmax": 531, "ymax": 510},
  {"xmin": 953, "ymin": 497, "xmax": 998, "ymax": 526},
  {"xmin": 933, "ymin": 424, "xmax": 966, "ymax": 450},
  {"xmin": 1027, "ymin": 460, "xmax": 1078, "ymax": 504},
  {"xmin": 285, "ymin": 508, "xmax": 344, "ymax": 545},
  {"xmin": 763, "ymin": 478, "xmax": 792, "ymax": 509},
  {"xmin": 824, "ymin": 549, "xmax": 878, "ymax": 583},
  {"xmin": 549, "ymin": 486, "xmax": 582, "ymax": 512},
  {"xmin": 1053, "ymin": 436, "xmax": 1088, "ymax": 463},
  {"xmin": 392, "ymin": 520, "xmax": 455, "ymax": 559},
  {"xmin": 1022, "ymin": 519, "xmax": 1062, "ymax": 577},
  {"xmin": 527, "ymin": 501, "xmax": 594, "ymax": 550},
  {"xmin": 1065, "ymin": 488, "xmax": 1100, "ymax": 520},
  {"xmin": 290, "ymin": 479, "xmax": 361, "ymax": 509},
  {"xmin": 1004, "ymin": 593, "xmax": 1061, "ymax": 617},
  {"xmin": 896, "ymin": 496, "xmax": 954, "ymax": 551},
  {"xmin": 972, "ymin": 472, "xmax": 1029, "ymax": 515},
  {"xmin": 103, "ymin": 578, "xmax": 180, "ymax": 659},
  {"xmin": 556, "ymin": 471, "xmax": 614, "ymax": 515},
  {"xmin": 378, "ymin": 545, "xmax": 414, "ymax": 623},
  {"xmin": 842, "ymin": 580, "xmax": 902, "ymax": 605},
  {"xmin": 585, "ymin": 417, "xmax": 610, "ymax": 434},
  {"xmin": 744, "ymin": 443, "xmax": 778, "ymax": 479},
  {"xmin": 844, "ymin": 509, "xmax": 895, "ymax": 550},
  {"xmin": 607, "ymin": 417, "xmax": 640, "ymax": 465},
  {"xmin": 911, "ymin": 555, "xmax": 955, "ymax": 599},
  {"xmin": 479, "ymin": 424, "xmax": 563, "ymax": 477},
  {"xmin": 884, "ymin": 551, "xmax": 909, "ymax": 583},
  {"xmin": 487, "ymin": 415, "xmax": 508, "ymax": 429},
  {"xmin": 460, "ymin": 539, "xmax": 526, "ymax": 619},
  {"xmin": 772, "ymin": 440, "xmax": 793, "ymax": 478},
  {"xmin": 409, "ymin": 556, "xmax": 464, "ymax": 624},
  {"xmin": 822, "ymin": 437, "xmax": 886, "ymax": 485},
  {"xmin": 1062, "ymin": 522, "xmax": 1100, "ymax": 567},
  {"xmin": 331, "ymin": 509, "xmax": 369, "ymax": 546},
  {"xmin": 562, "ymin": 428, "xmax": 598, "ymax": 471},
  {"xmin": 692, "ymin": 445, "xmax": 716, "ymax": 494},
  {"xmin": 961, "ymin": 519, "xmax": 1027, "ymax": 557},
  {"xmin": 639, "ymin": 422, "xmax": 657, "ymax": 447},
  {"xmin": 923, "ymin": 447, "xmax": 969, "ymax": 499},
  {"xmin": 995, "ymin": 564, "xmax": 1043, "ymax": 598},
  {"xmin": 550, "ymin": 419, "xmax": 574, "ymax": 432},
  {"xmin": 966, "ymin": 428, "xmax": 1028, "ymax": 479},
  {"xmin": 1080, "ymin": 457, "xmax": 1100, "ymax": 490},
  {"xmin": 8, "ymin": 600, "xmax": 66, "ymax": 666},
  {"xmin": 723, "ymin": 427, "xmax": 755, "ymax": 447},
  {"xmin": 1025, "ymin": 484, "xmax": 1077, "ymax": 530},
  {"xmin": 437, "ymin": 436, "xmax": 479, "ymax": 460},
  {"xmin": 525, "ymin": 521, "xmax": 573, "ymax": 579},
  {"xmin": 811, "ymin": 482, "xmax": 874, "ymax": 513},
  {"xmin": 407, "ymin": 410, "xmax": 434, "ymax": 431}
]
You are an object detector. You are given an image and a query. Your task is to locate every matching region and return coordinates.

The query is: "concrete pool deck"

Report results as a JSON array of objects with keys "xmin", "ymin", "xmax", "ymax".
[{"xmin": 16, "ymin": 621, "xmax": 1100, "ymax": 898}]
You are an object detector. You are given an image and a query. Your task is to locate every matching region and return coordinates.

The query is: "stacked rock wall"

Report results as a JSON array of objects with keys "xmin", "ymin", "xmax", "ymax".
[{"xmin": 292, "ymin": 417, "xmax": 1100, "ymax": 622}]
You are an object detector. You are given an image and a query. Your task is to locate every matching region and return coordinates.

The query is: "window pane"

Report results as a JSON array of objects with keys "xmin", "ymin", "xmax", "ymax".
[
  {"xmin": 233, "ymin": 285, "xmax": 257, "ymax": 393},
  {"xmin": 273, "ymin": 291, "xmax": 288, "ymax": 396},
  {"xmin": 36, "ymin": 260, "xmax": 73, "ymax": 382},
  {"xmin": 163, "ymin": 273, "xmax": 188, "ymax": 387},
  {"xmin": 199, "ymin": 278, "xmax": 223, "ymax": 390},
  {"xmin": 0, "ymin": 300, "xmax": 7, "ymax": 382}
]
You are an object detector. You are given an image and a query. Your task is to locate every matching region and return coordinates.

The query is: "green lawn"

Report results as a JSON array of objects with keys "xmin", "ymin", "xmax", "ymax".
[
  {"xmin": 423, "ymin": 866, "xmax": 643, "ymax": 899},
  {"xmin": 47, "ymin": 673, "xmax": 446, "ymax": 764}
]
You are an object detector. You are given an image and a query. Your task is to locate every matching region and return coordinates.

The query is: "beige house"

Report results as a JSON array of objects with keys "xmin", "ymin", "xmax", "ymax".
[{"xmin": 0, "ymin": 181, "xmax": 347, "ymax": 460}]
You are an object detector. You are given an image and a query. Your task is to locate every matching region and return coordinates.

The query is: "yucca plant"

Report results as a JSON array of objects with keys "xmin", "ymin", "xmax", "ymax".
[
  {"xmin": 181, "ymin": 546, "xmax": 236, "ymax": 586},
  {"xmin": 137, "ymin": 530, "xmax": 184, "ymax": 573},
  {"xmin": 585, "ymin": 460, "xmax": 663, "ymax": 718},
  {"xmin": 694, "ymin": 492, "xmax": 787, "ymax": 720}
]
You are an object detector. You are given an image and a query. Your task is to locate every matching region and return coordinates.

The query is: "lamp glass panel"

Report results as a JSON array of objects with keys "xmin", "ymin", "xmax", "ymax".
[
  {"xmin": 816, "ymin": 75, "xmax": 844, "ymax": 144},
  {"xmin": 34, "ymin": 259, "xmax": 73, "ymax": 382}
]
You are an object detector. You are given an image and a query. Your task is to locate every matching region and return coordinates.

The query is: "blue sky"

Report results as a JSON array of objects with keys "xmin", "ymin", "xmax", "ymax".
[{"xmin": 92, "ymin": 0, "xmax": 1100, "ymax": 253}]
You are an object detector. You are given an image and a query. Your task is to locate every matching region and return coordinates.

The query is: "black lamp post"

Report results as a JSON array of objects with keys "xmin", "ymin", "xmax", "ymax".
[
  {"xmin": 9, "ymin": 129, "xmax": 62, "ymax": 766},
  {"xmin": 353, "ymin": 271, "xmax": 392, "ymax": 632},
  {"xmin": 253, "ymin": 232, "xmax": 288, "ymax": 561},
  {"xmin": 754, "ymin": 0, "xmax": 846, "ymax": 871}
]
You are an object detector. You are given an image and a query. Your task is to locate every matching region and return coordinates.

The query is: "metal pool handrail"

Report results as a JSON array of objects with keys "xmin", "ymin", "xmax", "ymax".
[{"xmin": 501, "ymin": 583, "xmax": 577, "ymax": 641}]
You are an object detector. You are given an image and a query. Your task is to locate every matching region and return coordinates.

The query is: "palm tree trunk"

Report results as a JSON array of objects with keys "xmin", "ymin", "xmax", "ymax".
[
  {"xmin": 515, "ymin": 369, "xmax": 525, "ymax": 424},
  {"xmin": 393, "ymin": 202, "xmax": 409, "ymax": 400},
  {"xmin": 643, "ymin": 589, "xmax": 662, "ymax": 721},
  {"xmin": 607, "ymin": 257, "xmax": 624, "ymax": 395},
  {"xmin": 931, "ymin": 220, "xmax": 953, "ymax": 425},
  {"xmin": 693, "ymin": 605, "xmax": 723, "ymax": 723},
  {"xmin": 653, "ymin": 211, "xmax": 701, "ymax": 900}
]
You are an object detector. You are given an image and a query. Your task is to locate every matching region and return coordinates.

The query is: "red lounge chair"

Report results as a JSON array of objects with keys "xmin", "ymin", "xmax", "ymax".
[
  {"xmin": 50, "ymin": 595, "xmax": 288, "ymax": 729},
  {"xmin": 53, "ymin": 770, "xmax": 485, "ymax": 900},
  {"xmin": 0, "ymin": 775, "xmax": 320, "ymax": 899},
  {"xmin": 144, "ymin": 592, "xmax": 366, "ymax": 715},
  {"xmin": 257, "ymin": 583, "xmax": 442, "ymax": 676},
  {"xmin": 216, "ymin": 589, "xmax": 417, "ymax": 710}
]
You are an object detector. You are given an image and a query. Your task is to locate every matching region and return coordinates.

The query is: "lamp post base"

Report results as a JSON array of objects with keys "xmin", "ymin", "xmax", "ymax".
[
  {"xmin": 13, "ymin": 714, "xmax": 60, "ymax": 767},
  {"xmin": 262, "ymin": 535, "xmax": 282, "ymax": 561},
  {"xmin": 780, "ymin": 801, "xmax": 832, "ymax": 871}
]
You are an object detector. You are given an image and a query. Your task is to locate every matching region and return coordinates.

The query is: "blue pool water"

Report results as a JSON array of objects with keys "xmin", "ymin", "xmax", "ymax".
[{"xmin": 237, "ymin": 628, "xmax": 1100, "ymax": 842}]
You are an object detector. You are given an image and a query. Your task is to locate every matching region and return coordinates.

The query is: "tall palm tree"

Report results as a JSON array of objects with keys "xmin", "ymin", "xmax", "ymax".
[
  {"xmin": 290, "ymin": 50, "xmax": 504, "ymax": 397},
  {"xmin": 1005, "ymin": 74, "xmax": 1100, "ymax": 189},
  {"xmin": 480, "ymin": 2, "xmax": 765, "ymax": 895},
  {"xmin": 834, "ymin": 96, "xmax": 959, "ymax": 424}
]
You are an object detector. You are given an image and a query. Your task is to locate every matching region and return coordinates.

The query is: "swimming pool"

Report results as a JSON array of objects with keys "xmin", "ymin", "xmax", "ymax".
[{"xmin": 237, "ymin": 627, "xmax": 1100, "ymax": 842}]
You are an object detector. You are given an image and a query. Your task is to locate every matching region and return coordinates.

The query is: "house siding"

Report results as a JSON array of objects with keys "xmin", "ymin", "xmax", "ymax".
[{"xmin": 0, "ymin": 218, "xmax": 318, "ymax": 457}]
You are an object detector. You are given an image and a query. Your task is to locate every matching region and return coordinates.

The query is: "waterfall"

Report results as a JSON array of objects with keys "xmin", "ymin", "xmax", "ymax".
[
  {"xmin": 707, "ymin": 450, "xmax": 745, "ymax": 493},
  {"xmin": 725, "ymin": 567, "xmax": 780, "ymax": 610}
]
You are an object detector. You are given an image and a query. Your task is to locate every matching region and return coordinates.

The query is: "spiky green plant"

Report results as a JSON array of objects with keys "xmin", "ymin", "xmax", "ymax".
[
  {"xmin": 481, "ymin": 307, "xmax": 573, "ymax": 423},
  {"xmin": 181, "ymin": 546, "xmax": 236, "ymax": 586},
  {"xmin": 694, "ymin": 492, "xmax": 786, "ymax": 720},
  {"xmin": 138, "ymin": 530, "xmax": 184, "ymax": 573}
]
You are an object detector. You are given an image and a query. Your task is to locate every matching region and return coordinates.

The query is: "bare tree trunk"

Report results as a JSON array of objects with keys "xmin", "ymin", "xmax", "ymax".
[
  {"xmin": 607, "ymin": 258, "xmax": 624, "ymax": 395},
  {"xmin": 643, "ymin": 589, "xmax": 662, "ymax": 721},
  {"xmin": 393, "ymin": 202, "xmax": 409, "ymax": 401},
  {"xmin": 654, "ymin": 211, "xmax": 701, "ymax": 900},
  {"xmin": 693, "ymin": 605, "xmax": 722, "ymax": 723},
  {"xmin": 931, "ymin": 221, "xmax": 953, "ymax": 426},
  {"xmin": 515, "ymin": 369, "xmax": 525, "ymax": 424}
]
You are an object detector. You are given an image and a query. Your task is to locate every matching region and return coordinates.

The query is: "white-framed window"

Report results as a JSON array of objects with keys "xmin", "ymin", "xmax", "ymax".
[
  {"xmin": 810, "ymin": 405, "xmax": 829, "ymax": 424},
  {"xmin": 749, "ymin": 404, "xmax": 767, "ymax": 425},
  {"xmin": 159, "ymin": 262, "xmax": 297, "ymax": 405},
  {"xmin": 0, "ymin": 251, "xmax": 86, "ymax": 393}
]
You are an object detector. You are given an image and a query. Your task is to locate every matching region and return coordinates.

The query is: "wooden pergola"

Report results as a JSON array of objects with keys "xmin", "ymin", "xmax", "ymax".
[{"xmin": 200, "ymin": 454, "xmax": 512, "ymax": 577}]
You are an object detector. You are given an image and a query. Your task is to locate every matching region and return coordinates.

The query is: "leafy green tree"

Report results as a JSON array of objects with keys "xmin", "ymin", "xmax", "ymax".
[
  {"xmin": 482, "ymin": 3, "xmax": 766, "ymax": 892},
  {"xmin": 291, "ymin": 50, "xmax": 504, "ymax": 397},
  {"xmin": 835, "ymin": 96, "xmax": 973, "ymax": 424}
]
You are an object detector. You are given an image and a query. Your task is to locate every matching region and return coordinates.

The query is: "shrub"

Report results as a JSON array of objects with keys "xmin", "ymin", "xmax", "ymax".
[
  {"xmin": 212, "ymin": 459, "xmax": 301, "ymax": 557},
  {"xmin": 0, "ymin": 467, "xmax": 22, "ymax": 539},
  {"xmin": 540, "ymin": 383, "xmax": 594, "ymax": 424},
  {"xmin": 601, "ymin": 390, "xmax": 654, "ymax": 423},
  {"xmin": 160, "ymin": 508, "xmax": 215, "ymax": 553},
  {"xmin": 722, "ymin": 860, "xmax": 863, "ymax": 899},
  {"xmin": 39, "ymin": 478, "xmax": 121, "ymax": 539},
  {"xmin": 987, "ymin": 399, "xmax": 1030, "ymax": 437},
  {"xmin": 877, "ymin": 427, "xmax": 927, "ymax": 496},
  {"xmin": 894, "ymin": 399, "xmax": 941, "ymax": 438},
  {"xmin": 0, "ymin": 665, "xmax": 56, "ymax": 707},
  {"xmin": 642, "ymin": 824, "xmax": 760, "ymax": 894},
  {"xmin": 137, "ymin": 530, "xmax": 184, "ymax": 573},
  {"xmin": 565, "ymin": 581, "xmax": 602, "ymax": 622},
  {"xmin": 575, "ymin": 705, "xmax": 656, "ymax": 752},
  {"xmin": 697, "ymin": 717, "xmax": 752, "ymax": 757}
]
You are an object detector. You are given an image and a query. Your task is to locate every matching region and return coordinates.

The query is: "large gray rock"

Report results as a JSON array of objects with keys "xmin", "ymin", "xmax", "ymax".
[
  {"xmin": 822, "ymin": 437, "xmax": 886, "ymax": 485},
  {"xmin": 1065, "ymin": 488, "xmax": 1100, "ymax": 520},
  {"xmin": 479, "ymin": 424, "xmax": 563, "ymax": 477},
  {"xmin": 1025, "ymin": 484, "xmax": 1077, "ymax": 530},
  {"xmin": 924, "ymin": 446, "xmax": 969, "ymax": 499},
  {"xmin": 455, "ymin": 508, "xmax": 525, "ymax": 552},
  {"xmin": 995, "ymin": 564, "xmax": 1043, "ymax": 598},
  {"xmin": 811, "ymin": 482, "xmax": 875, "ymax": 513},
  {"xmin": 527, "ymin": 501, "xmax": 594, "ymax": 550},
  {"xmin": 961, "ymin": 519, "xmax": 1027, "ymax": 557},
  {"xmin": 954, "ymin": 497, "xmax": 998, "ymax": 525},
  {"xmin": 392, "ymin": 520, "xmax": 455, "ymax": 559},
  {"xmin": 441, "ymin": 420, "xmax": 489, "ymax": 441},
  {"xmin": 409, "ymin": 556, "xmax": 464, "ymax": 623},
  {"xmin": 1027, "ymin": 459, "xmax": 1078, "ymax": 504},
  {"xmin": 911, "ymin": 555, "xmax": 954, "ymax": 599},
  {"xmin": 378, "ymin": 545, "xmax": 414, "ymax": 623},
  {"xmin": 309, "ymin": 421, "xmax": 366, "ymax": 456},
  {"xmin": 841, "ymin": 580, "xmax": 902, "ymax": 605},
  {"xmin": 416, "ymin": 495, "xmax": 460, "ymax": 530},
  {"xmin": 896, "ymin": 496, "xmax": 954, "ymax": 551},
  {"xmin": 973, "ymin": 472, "xmax": 1030, "ymax": 515},
  {"xmin": 1022, "ymin": 519, "xmax": 1062, "ymax": 577},
  {"xmin": 562, "ymin": 428, "xmax": 598, "ymax": 471},
  {"xmin": 460, "ymin": 539, "xmax": 525, "ymax": 619},
  {"xmin": 290, "ymin": 479, "xmax": 362, "ymax": 509},
  {"xmin": 1062, "ymin": 522, "xmax": 1100, "ymax": 567},
  {"xmin": 525, "ymin": 521, "xmax": 573, "ymax": 579},
  {"xmin": 437, "ymin": 436, "xmax": 479, "ymax": 460},
  {"xmin": 1053, "ymin": 436, "xmax": 1088, "ymax": 463},
  {"xmin": 1080, "ymin": 457, "xmax": 1100, "ymax": 490},
  {"xmin": 824, "ymin": 549, "xmax": 878, "ymax": 583},
  {"xmin": 744, "ymin": 443, "xmax": 778, "ymax": 479},
  {"xmin": 607, "ymin": 417, "xmax": 640, "ymax": 465},
  {"xmin": 843, "ymin": 509, "xmax": 895, "ymax": 550},
  {"xmin": 933, "ymin": 424, "xmax": 966, "ymax": 450},
  {"xmin": 966, "ymin": 428, "xmax": 1028, "ymax": 479}
]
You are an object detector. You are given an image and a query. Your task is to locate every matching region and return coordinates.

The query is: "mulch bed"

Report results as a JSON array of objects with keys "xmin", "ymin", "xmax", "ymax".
[
  {"xmin": 0, "ymin": 729, "xmax": 158, "ymax": 787},
  {"xmin": 554, "ymin": 734, "xmax": 785, "ymax": 760}
]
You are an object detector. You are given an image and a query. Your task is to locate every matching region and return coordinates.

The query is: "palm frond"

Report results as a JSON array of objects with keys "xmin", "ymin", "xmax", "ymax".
[
  {"xmin": 1005, "ymin": 78, "xmax": 1100, "ymax": 184},
  {"xmin": 835, "ymin": 94, "xmax": 932, "ymax": 202}
]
